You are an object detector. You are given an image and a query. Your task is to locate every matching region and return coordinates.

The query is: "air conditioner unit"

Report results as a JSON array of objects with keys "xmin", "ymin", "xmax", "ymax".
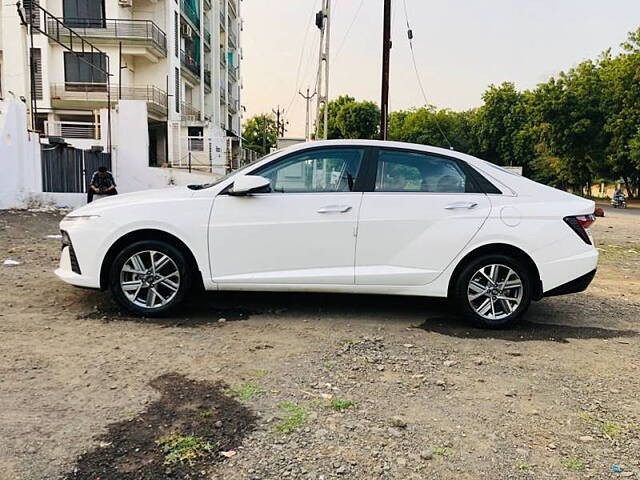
[
  {"xmin": 118, "ymin": 0, "xmax": 133, "ymax": 7},
  {"xmin": 181, "ymin": 24, "xmax": 193, "ymax": 39}
]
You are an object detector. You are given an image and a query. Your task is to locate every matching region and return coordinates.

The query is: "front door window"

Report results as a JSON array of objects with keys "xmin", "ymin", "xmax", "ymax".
[{"xmin": 256, "ymin": 148, "xmax": 364, "ymax": 193}]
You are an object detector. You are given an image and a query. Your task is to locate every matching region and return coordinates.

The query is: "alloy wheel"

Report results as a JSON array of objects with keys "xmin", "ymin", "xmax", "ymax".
[
  {"xmin": 119, "ymin": 250, "xmax": 181, "ymax": 309},
  {"xmin": 467, "ymin": 264, "xmax": 523, "ymax": 320}
]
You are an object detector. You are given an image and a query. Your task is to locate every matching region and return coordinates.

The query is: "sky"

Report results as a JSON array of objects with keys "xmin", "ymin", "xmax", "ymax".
[{"xmin": 241, "ymin": 0, "xmax": 640, "ymax": 138}]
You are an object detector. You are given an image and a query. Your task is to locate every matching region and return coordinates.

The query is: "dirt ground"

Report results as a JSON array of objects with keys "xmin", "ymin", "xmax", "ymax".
[{"xmin": 0, "ymin": 206, "xmax": 638, "ymax": 480}]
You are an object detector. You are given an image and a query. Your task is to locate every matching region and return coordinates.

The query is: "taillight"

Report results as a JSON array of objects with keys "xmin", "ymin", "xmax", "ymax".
[
  {"xmin": 576, "ymin": 214, "xmax": 595, "ymax": 229},
  {"xmin": 564, "ymin": 214, "xmax": 595, "ymax": 245}
]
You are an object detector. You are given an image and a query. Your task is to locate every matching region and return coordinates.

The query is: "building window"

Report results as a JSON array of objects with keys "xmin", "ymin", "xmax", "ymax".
[
  {"xmin": 174, "ymin": 12, "xmax": 179, "ymax": 58},
  {"xmin": 31, "ymin": 48, "xmax": 43, "ymax": 100},
  {"xmin": 63, "ymin": 0, "xmax": 105, "ymax": 28},
  {"xmin": 64, "ymin": 52, "xmax": 107, "ymax": 90},
  {"xmin": 175, "ymin": 67, "xmax": 180, "ymax": 112}
]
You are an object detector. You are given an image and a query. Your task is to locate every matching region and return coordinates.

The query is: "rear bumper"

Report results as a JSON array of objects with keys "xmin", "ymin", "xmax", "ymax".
[{"xmin": 544, "ymin": 269, "xmax": 596, "ymax": 297}]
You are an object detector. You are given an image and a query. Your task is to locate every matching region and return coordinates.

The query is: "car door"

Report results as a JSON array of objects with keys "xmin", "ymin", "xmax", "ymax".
[
  {"xmin": 355, "ymin": 148, "xmax": 492, "ymax": 286},
  {"xmin": 210, "ymin": 147, "xmax": 367, "ymax": 285}
]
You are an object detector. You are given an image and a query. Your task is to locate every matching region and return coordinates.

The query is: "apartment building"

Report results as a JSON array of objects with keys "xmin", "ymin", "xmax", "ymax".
[{"xmin": 0, "ymin": 0, "xmax": 244, "ymax": 171}]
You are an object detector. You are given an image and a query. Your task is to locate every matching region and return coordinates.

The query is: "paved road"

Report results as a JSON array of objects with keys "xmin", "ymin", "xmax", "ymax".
[{"xmin": 596, "ymin": 202, "xmax": 640, "ymax": 217}]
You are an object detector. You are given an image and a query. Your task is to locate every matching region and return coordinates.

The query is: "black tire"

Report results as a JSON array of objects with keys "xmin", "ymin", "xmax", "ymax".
[
  {"xmin": 109, "ymin": 240, "xmax": 192, "ymax": 316},
  {"xmin": 451, "ymin": 254, "xmax": 532, "ymax": 329}
]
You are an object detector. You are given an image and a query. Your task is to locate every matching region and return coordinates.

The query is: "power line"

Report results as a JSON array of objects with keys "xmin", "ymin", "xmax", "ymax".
[
  {"xmin": 285, "ymin": 0, "xmax": 321, "ymax": 113},
  {"xmin": 402, "ymin": 0, "xmax": 453, "ymax": 149},
  {"xmin": 334, "ymin": 0, "xmax": 366, "ymax": 59}
]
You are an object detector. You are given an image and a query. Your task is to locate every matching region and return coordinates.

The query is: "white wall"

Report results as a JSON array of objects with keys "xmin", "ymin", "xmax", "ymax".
[{"xmin": 0, "ymin": 97, "xmax": 42, "ymax": 209}]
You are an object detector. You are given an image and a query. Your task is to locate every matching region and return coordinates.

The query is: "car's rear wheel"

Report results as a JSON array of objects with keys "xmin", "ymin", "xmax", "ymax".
[
  {"xmin": 451, "ymin": 254, "xmax": 532, "ymax": 329},
  {"xmin": 110, "ymin": 240, "xmax": 191, "ymax": 316}
]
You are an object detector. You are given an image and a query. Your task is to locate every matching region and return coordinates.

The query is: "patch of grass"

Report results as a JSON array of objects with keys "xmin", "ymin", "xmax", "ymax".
[
  {"xmin": 156, "ymin": 434, "xmax": 215, "ymax": 465},
  {"xmin": 577, "ymin": 412, "xmax": 594, "ymax": 422},
  {"xmin": 323, "ymin": 360, "xmax": 337, "ymax": 369},
  {"xmin": 249, "ymin": 369, "xmax": 269, "ymax": 377},
  {"xmin": 224, "ymin": 383, "xmax": 265, "ymax": 401},
  {"xmin": 515, "ymin": 461, "xmax": 531, "ymax": 471},
  {"xmin": 601, "ymin": 421, "xmax": 624, "ymax": 438},
  {"xmin": 432, "ymin": 447, "xmax": 450, "ymax": 456},
  {"xmin": 560, "ymin": 457, "xmax": 585, "ymax": 471},
  {"xmin": 339, "ymin": 338, "xmax": 356, "ymax": 345},
  {"xmin": 275, "ymin": 401, "xmax": 308, "ymax": 433},
  {"xmin": 199, "ymin": 410, "xmax": 214, "ymax": 418},
  {"xmin": 328, "ymin": 398, "xmax": 355, "ymax": 412}
]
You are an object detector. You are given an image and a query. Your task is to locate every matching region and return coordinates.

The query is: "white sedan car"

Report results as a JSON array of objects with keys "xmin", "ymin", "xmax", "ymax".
[{"xmin": 56, "ymin": 140, "xmax": 598, "ymax": 328}]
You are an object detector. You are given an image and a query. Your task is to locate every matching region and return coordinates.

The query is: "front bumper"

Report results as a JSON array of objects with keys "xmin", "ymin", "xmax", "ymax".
[
  {"xmin": 544, "ymin": 269, "xmax": 596, "ymax": 297},
  {"xmin": 55, "ymin": 245, "xmax": 100, "ymax": 289}
]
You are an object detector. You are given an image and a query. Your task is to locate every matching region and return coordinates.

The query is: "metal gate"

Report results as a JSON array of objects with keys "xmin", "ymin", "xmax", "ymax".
[{"xmin": 41, "ymin": 144, "xmax": 111, "ymax": 193}]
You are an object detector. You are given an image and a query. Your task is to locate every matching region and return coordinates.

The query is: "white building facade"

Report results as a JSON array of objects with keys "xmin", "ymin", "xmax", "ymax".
[{"xmin": 0, "ymin": 0, "xmax": 246, "ymax": 172}]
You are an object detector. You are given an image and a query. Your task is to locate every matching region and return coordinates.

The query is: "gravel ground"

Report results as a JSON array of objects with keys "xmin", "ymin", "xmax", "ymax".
[{"xmin": 0, "ymin": 206, "xmax": 638, "ymax": 480}]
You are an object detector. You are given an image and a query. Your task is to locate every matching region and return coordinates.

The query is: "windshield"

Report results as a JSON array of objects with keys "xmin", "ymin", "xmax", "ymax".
[{"xmin": 187, "ymin": 151, "xmax": 278, "ymax": 190}]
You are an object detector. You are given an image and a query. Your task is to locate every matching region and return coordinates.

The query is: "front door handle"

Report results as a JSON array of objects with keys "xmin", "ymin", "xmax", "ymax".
[
  {"xmin": 317, "ymin": 205, "xmax": 352, "ymax": 214},
  {"xmin": 444, "ymin": 202, "xmax": 478, "ymax": 210}
]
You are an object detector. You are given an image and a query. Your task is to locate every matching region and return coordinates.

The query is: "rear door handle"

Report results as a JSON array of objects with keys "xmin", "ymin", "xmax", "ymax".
[
  {"xmin": 317, "ymin": 205, "xmax": 352, "ymax": 214},
  {"xmin": 444, "ymin": 202, "xmax": 478, "ymax": 210}
]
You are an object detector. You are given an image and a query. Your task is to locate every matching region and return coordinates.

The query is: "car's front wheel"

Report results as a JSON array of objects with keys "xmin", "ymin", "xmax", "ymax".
[
  {"xmin": 451, "ymin": 254, "xmax": 532, "ymax": 329},
  {"xmin": 110, "ymin": 240, "xmax": 191, "ymax": 316}
]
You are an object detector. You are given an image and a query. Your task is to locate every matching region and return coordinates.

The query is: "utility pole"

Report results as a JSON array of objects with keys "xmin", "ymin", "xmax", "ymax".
[
  {"xmin": 380, "ymin": 0, "xmax": 391, "ymax": 140},
  {"xmin": 299, "ymin": 88, "xmax": 317, "ymax": 141},
  {"xmin": 314, "ymin": 0, "xmax": 331, "ymax": 140},
  {"xmin": 272, "ymin": 105, "xmax": 287, "ymax": 137}
]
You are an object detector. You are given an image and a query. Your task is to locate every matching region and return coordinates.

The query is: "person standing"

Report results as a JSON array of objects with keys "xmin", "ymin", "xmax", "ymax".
[{"xmin": 87, "ymin": 166, "xmax": 118, "ymax": 203}]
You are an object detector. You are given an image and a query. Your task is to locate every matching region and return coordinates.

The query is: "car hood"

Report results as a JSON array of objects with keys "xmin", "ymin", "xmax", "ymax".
[{"xmin": 68, "ymin": 187, "xmax": 195, "ymax": 216}]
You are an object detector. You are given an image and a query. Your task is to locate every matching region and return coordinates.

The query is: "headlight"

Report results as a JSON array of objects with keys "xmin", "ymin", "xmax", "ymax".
[{"xmin": 62, "ymin": 214, "xmax": 101, "ymax": 222}]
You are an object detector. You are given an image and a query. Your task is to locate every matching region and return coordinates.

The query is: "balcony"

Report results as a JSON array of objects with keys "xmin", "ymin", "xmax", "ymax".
[
  {"xmin": 50, "ymin": 83, "xmax": 168, "ymax": 116},
  {"xmin": 180, "ymin": 50, "xmax": 201, "ymax": 79},
  {"xmin": 204, "ymin": 0, "xmax": 212, "ymax": 11},
  {"xmin": 220, "ymin": 86, "xmax": 226, "ymax": 103},
  {"xmin": 180, "ymin": 0, "xmax": 200, "ymax": 29},
  {"xmin": 228, "ymin": 0, "xmax": 238, "ymax": 17},
  {"xmin": 220, "ymin": 49, "xmax": 227, "ymax": 68},
  {"xmin": 228, "ymin": 66, "xmax": 237, "ymax": 83},
  {"xmin": 228, "ymin": 97, "xmax": 238, "ymax": 114},
  {"xmin": 44, "ymin": 121, "xmax": 100, "ymax": 140},
  {"xmin": 228, "ymin": 29, "xmax": 237, "ymax": 47},
  {"xmin": 46, "ymin": 18, "xmax": 167, "ymax": 61},
  {"xmin": 181, "ymin": 102, "xmax": 201, "ymax": 123},
  {"xmin": 204, "ymin": 66, "xmax": 212, "ymax": 89},
  {"xmin": 219, "ymin": 11, "xmax": 226, "ymax": 29}
]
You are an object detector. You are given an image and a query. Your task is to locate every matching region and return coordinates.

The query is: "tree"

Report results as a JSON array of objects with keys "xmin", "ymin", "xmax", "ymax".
[
  {"xmin": 243, "ymin": 114, "xmax": 278, "ymax": 156},
  {"xmin": 316, "ymin": 95, "xmax": 379, "ymax": 139},
  {"xmin": 335, "ymin": 100, "xmax": 380, "ymax": 139}
]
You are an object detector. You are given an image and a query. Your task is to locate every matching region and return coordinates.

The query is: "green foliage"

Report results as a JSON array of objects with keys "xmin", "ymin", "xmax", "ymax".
[
  {"xmin": 328, "ymin": 398, "xmax": 355, "ymax": 411},
  {"xmin": 243, "ymin": 114, "xmax": 278, "ymax": 155},
  {"xmin": 317, "ymin": 95, "xmax": 380, "ymax": 139},
  {"xmin": 275, "ymin": 401, "xmax": 308, "ymax": 433},
  {"xmin": 156, "ymin": 434, "xmax": 215, "ymax": 465},
  {"xmin": 224, "ymin": 383, "xmax": 265, "ymax": 401}
]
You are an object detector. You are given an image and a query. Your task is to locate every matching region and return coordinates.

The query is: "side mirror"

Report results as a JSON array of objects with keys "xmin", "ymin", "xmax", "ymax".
[{"xmin": 229, "ymin": 175, "xmax": 271, "ymax": 196}]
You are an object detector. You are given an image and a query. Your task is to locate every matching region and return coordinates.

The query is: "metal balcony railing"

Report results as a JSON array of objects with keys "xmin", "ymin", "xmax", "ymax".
[
  {"xmin": 219, "ymin": 11, "xmax": 226, "ymax": 29},
  {"xmin": 220, "ymin": 87, "xmax": 226, "ymax": 103},
  {"xmin": 44, "ymin": 120, "xmax": 100, "ymax": 139},
  {"xmin": 180, "ymin": 0, "xmax": 200, "ymax": 28},
  {"xmin": 227, "ymin": 0, "xmax": 237, "ymax": 17},
  {"xmin": 228, "ymin": 66, "xmax": 238, "ymax": 83},
  {"xmin": 46, "ymin": 18, "xmax": 167, "ymax": 55},
  {"xmin": 204, "ymin": 26, "xmax": 211, "ymax": 46},
  {"xmin": 204, "ymin": 0, "xmax": 212, "ymax": 11},
  {"xmin": 180, "ymin": 50, "xmax": 201, "ymax": 77},
  {"xmin": 50, "ymin": 83, "xmax": 168, "ymax": 113},
  {"xmin": 181, "ymin": 102, "xmax": 201, "ymax": 122},
  {"xmin": 204, "ymin": 67, "xmax": 212, "ymax": 87},
  {"xmin": 220, "ymin": 49, "xmax": 227, "ymax": 67}
]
